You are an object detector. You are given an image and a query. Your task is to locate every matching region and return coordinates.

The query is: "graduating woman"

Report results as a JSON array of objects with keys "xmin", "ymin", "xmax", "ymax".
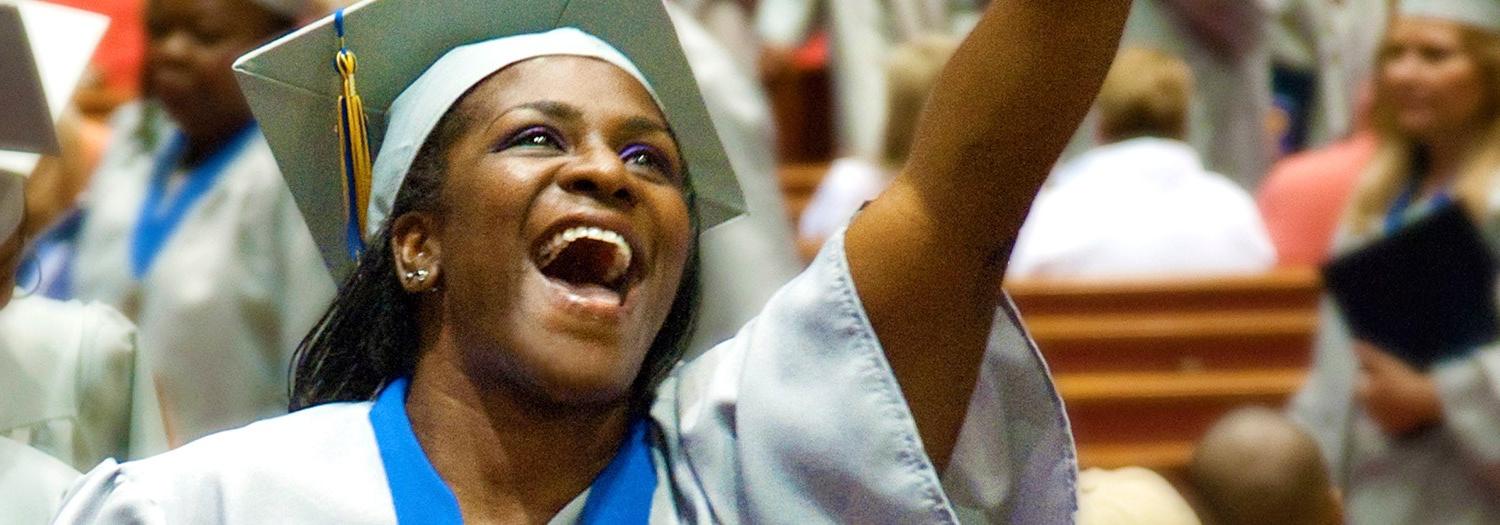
[
  {"xmin": 55, "ymin": 0, "xmax": 1129, "ymax": 522},
  {"xmin": 1290, "ymin": 0, "xmax": 1500, "ymax": 522}
]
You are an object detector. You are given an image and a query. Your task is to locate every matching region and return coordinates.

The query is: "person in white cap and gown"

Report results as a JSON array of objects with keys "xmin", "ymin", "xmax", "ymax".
[
  {"xmin": 54, "ymin": 0, "xmax": 1130, "ymax": 522},
  {"xmin": 1290, "ymin": 0, "xmax": 1500, "ymax": 522},
  {"xmin": 68, "ymin": 0, "xmax": 334, "ymax": 453},
  {"xmin": 0, "ymin": 2, "xmax": 153, "ymax": 523}
]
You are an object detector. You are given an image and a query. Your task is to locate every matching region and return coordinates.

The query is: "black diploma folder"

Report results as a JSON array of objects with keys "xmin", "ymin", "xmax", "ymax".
[{"xmin": 1321, "ymin": 203, "xmax": 1499, "ymax": 370}]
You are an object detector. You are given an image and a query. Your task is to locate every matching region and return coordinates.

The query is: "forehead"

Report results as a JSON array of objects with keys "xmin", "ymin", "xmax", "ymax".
[
  {"xmin": 461, "ymin": 56, "xmax": 667, "ymax": 124},
  {"xmin": 1388, "ymin": 17, "xmax": 1467, "ymax": 45}
]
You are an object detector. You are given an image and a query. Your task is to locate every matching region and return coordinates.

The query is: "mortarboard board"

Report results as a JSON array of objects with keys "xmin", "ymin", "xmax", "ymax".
[
  {"xmin": 0, "ymin": 0, "xmax": 108, "ymax": 175},
  {"xmin": 1400, "ymin": 0, "xmax": 1500, "ymax": 32},
  {"xmin": 233, "ymin": 0, "xmax": 742, "ymax": 281},
  {"xmin": 0, "ymin": 0, "xmax": 108, "ymax": 241}
]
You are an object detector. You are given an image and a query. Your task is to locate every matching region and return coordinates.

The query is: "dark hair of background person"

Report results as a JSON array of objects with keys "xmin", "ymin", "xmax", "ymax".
[{"xmin": 288, "ymin": 82, "xmax": 703, "ymax": 417}]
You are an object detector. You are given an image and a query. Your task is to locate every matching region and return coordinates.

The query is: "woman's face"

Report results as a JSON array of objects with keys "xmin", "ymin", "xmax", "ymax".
[
  {"xmin": 1379, "ymin": 18, "xmax": 1491, "ymax": 142},
  {"xmin": 430, "ymin": 56, "xmax": 691, "ymax": 407},
  {"xmin": 144, "ymin": 0, "xmax": 284, "ymax": 142}
]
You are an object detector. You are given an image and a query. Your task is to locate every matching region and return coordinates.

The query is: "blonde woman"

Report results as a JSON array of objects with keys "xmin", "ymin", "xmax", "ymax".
[{"xmin": 1290, "ymin": 1, "xmax": 1500, "ymax": 522}]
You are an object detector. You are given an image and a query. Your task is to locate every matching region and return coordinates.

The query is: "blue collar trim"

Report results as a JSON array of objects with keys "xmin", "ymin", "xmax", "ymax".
[{"xmin": 369, "ymin": 377, "xmax": 658, "ymax": 524}]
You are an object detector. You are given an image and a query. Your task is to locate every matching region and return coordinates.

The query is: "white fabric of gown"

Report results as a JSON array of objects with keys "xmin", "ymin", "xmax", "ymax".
[
  {"xmin": 70, "ymin": 104, "xmax": 336, "ymax": 453},
  {"xmin": 53, "ymin": 231, "xmax": 1078, "ymax": 524},
  {"xmin": 0, "ymin": 294, "xmax": 154, "ymax": 471}
]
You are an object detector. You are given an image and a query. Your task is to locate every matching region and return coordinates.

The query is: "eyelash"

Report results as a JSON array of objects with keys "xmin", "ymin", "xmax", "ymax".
[
  {"xmin": 503, "ymin": 126, "xmax": 565, "ymax": 151},
  {"xmin": 620, "ymin": 144, "xmax": 676, "ymax": 180}
]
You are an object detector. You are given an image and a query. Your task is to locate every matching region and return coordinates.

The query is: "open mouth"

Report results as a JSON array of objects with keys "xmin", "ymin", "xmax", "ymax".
[{"xmin": 533, "ymin": 225, "xmax": 638, "ymax": 305}]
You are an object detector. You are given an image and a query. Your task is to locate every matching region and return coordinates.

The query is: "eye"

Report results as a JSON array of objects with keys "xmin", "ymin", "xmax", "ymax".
[
  {"xmin": 620, "ymin": 144, "xmax": 678, "ymax": 182},
  {"xmin": 502, "ymin": 126, "xmax": 566, "ymax": 151}
]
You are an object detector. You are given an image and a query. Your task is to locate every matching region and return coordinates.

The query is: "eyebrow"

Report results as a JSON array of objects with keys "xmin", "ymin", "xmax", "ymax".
[
  {"xmin": 620, "ymin": 116, "xmax": 671, "ymax": 138},
  {"xmin": 483, "ymin": 100, "xmax": 672, "ymax": 139},
  {"xmin": 499, "ymin": 100, "xmax": 583, "ymax": 122}
]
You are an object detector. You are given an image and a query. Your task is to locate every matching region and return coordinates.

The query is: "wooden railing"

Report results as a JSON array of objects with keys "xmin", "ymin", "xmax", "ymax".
[{"xmin": 1006, "ymin": 269, "xmax": 1323, "ymax": 478}]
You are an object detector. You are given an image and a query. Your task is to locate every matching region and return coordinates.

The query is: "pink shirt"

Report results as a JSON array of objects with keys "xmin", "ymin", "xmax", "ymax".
[{"xmin": 1256, "ymin": 133, "xmax": 1378, "ymax": 267}]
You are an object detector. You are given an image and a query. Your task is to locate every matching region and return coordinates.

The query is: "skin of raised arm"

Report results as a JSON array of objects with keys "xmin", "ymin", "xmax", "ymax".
[{"xmin": 845, "ymin": 0, "xmax": 1130, "ymax": 468}]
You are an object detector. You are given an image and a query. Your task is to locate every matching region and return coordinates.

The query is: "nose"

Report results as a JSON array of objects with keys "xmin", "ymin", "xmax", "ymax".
[
  {"xmin": 556, "ymin": 144, "xmax": 637, "ymax": 208},
  {"xmin": 150, "ymin": 30, "xmax": 193, "ymax": 67},
  {"xmin": 1384, "ymin": 51, "xmax": 1422, "ymax": 85}
]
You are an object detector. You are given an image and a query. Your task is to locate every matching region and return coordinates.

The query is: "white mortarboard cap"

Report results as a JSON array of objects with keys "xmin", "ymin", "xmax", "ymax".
[
  {"xmin": 0, "ymin": 0, "xmax": 108, "ymax": 177},
  {"xmin": 234, "ymin": 0, "xmax": 742, "ymax": 281},
  {"xmin": 1400, "ymin": 0, "xmax": 1500, "ymax": 32}
]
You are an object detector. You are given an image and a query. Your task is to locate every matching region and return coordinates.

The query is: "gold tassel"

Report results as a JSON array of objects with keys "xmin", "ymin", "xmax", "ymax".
[{"xmin": 334, "ymin": 10, "xmax": 372, "ymax": 257}]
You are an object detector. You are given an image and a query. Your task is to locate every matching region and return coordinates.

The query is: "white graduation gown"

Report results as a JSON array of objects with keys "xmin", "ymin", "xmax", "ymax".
[
  {"xmin": 53, "ymin": 231, "xmax": 1079, "ymax": 524},
  {"xmin": 668, "ymin": 5, "xmax": 804, "ymax": 355},
  {"xmin": 70, "ymin": 104, "xmax": 336, "ymax": 453},
  {"xmin": 1, "ymin": 438, "xmax": 81, "ymax": 525},
  {"xmin": 0, "ymin": 294, "xmax": 153, "ymax": 471},
  {"xmin": 1266, "ymin": 0, "xmax": 1386, "ymax": 147},
  {"xmin": 1009, "ymin": 138, "xmax": 1276, "ymax": 279},
  {"xmin": 755, "ymin": 0, "xmax": 979, "ymax": 158},
  {"xmin": 1289, "ymin": 187, "xmax": 1500, "ymax": 524}
]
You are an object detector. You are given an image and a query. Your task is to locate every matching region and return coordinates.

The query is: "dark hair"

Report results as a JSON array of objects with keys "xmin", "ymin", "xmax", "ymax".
[{"xmin": 289, "ymin": 85, "xmax": 701, "ymax": 416}]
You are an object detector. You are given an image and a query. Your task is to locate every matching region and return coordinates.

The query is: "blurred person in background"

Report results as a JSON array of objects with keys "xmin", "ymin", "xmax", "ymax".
[
  {"xmin": 664, "ymin": 1, "xmax": 804, "ymax": 354},
  {"xmin": 1009, "ymin": 47, "xmax": 1275, "ymax": 279},
  {"xmin": 1066, "ymin": 0, "xmax": 1274, "ymax": 189},
  {"xmin": 1076, "ymin": 467, "xmax": 1202, "ymax": 525},
  {"xmin": 1289, "ymin": 1, "xmax": 1500, "ymax": 522},
  {"xmin": 1256, "ymin": 97, "xmax": 1380, "ymax": 267},
  {"xmin": 0, "ymin": 3, "xmax": 153, "ymax": 521},
  {"xmin": 1267, "ymin": 0, "xmax": 1391, "ymax": 151},
  {"xmin": 69, "ymin": 0, "xmax": 334, "ymax": 453},
  {"xmin": 755, "ymin": 0, "xmax": 980, "ymax": 159},
  {"xmin": 797, "ymin": 35, "xmax": 959, "ymax": 245},
  {"xmin": 1190, "ymin": 406, "xmax": 1341, "ymax": 525}
]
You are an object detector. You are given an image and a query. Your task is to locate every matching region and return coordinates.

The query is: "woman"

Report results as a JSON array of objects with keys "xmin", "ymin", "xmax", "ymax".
[
  {"xmin": 68, "ymin": 0, "xmax": 334, "ymax": 452},
  {"xmin": 1290, "ymin": 1, "xmax": 1500, "ymax": 522},
  {"xmin": 56, "ymin": 0, "xmax": 1129, "ymax": 522}
]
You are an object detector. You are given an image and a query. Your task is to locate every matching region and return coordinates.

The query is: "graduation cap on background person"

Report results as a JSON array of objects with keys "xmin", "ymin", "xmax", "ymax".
[
  {"xmin": 232, "ymin": 0, "xmax": 744, "ymax": 282},
  {"xmin": 0, "ymin": 0, "xmax": 108, "ymax": 242},
  {"xmin": 1399, "ymin": 0, "xmax": 1500, "ymax": 32},
  {"xmin": 0, "ymin": 0, "xmax": 108, "ymax": 173}
]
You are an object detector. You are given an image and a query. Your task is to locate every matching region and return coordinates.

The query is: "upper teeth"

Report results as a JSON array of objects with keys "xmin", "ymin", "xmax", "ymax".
[{"xmin": 536, "ymin": 226, "xmax": 633, "ymax": 283}]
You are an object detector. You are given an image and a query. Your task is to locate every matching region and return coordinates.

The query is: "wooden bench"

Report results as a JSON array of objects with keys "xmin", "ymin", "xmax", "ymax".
[{"xmin": 1005, "ymin": 269, "xmax": 1323, "ymax": 477}]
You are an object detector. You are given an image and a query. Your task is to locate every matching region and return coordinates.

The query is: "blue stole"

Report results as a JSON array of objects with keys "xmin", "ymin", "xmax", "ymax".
[
  {"xmin": 130, "ymin": 126, "xmax": 258, "ymax": 278},
  {"xmin": 368, "ymin": 378, "xmax": 658, "ymax": 524},
  {"xmin": 1385, "ymin": 182, "xmax": 1452, "ymax": 235}
]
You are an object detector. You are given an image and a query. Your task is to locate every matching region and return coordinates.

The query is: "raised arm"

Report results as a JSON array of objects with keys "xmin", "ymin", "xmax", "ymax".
[{"xmin": 846, "ymin": 0, "xmax": 1130, "ymax": 467}]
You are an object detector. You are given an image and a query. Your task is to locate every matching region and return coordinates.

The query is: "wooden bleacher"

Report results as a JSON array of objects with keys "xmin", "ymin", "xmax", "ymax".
[{"xmin": 1006, "ymin": 270, "xmax": 1323, "ymax": 479}]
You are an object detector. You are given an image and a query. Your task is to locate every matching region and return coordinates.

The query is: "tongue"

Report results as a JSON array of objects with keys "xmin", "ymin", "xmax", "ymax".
[{"xmin": 539, "ymin": 238, "xmax": 624, "ymax": 300}]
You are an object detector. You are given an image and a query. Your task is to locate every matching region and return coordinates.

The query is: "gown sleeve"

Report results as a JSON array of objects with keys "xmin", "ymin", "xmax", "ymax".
[
  {"xmin": 1431, "ymin": 345, "xmax": 1500, "ymax": 490},
  {"xmin": 50, "ymin": 460, "xmax": 164, "ymax": 524},
  {"xmin": 651, "ymin": 229, "xmax": 1077, "ymax": 524}
]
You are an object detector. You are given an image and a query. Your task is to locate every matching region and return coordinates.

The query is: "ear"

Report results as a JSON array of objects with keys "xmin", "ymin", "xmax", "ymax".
[{"xmin": 391, "ymin": 212, "xmax": 443, "ymax": 293}]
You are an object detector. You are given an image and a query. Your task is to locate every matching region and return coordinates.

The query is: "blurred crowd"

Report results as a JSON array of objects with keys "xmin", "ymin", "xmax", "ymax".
[{"xmin": 5, "ymin": 0, "xmax": 1500, "ymax": 523}]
